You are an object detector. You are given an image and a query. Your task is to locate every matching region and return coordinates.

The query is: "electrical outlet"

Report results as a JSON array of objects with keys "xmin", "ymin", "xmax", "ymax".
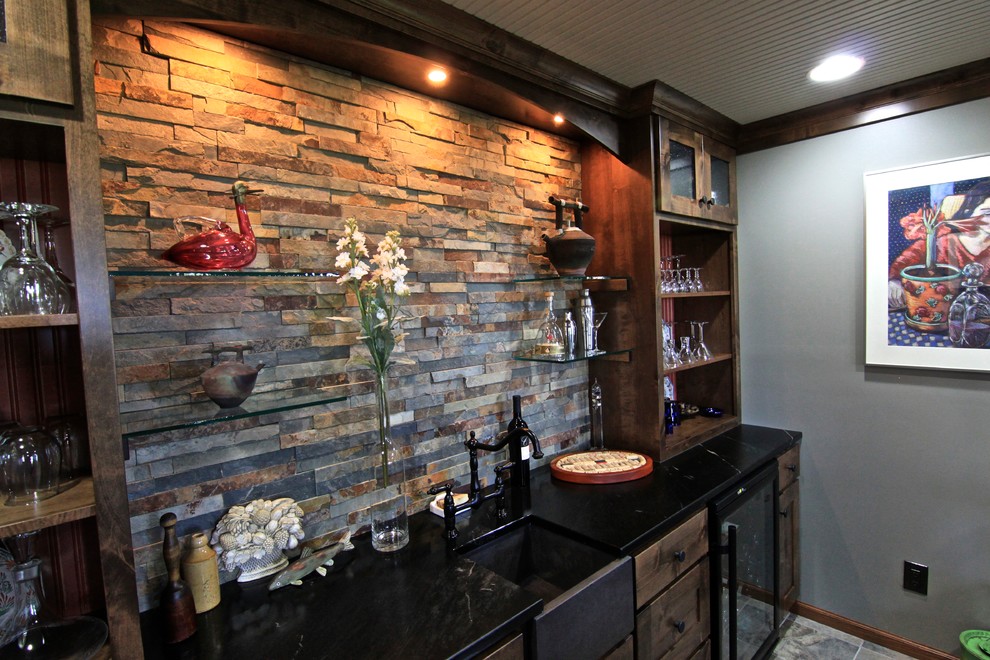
[{"xmin": 903, "ymin": 561, "xmax": 928, "ymax": 595}]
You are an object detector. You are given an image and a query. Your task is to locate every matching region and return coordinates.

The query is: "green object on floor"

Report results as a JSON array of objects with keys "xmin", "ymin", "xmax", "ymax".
[{"xmin": 961, "ymin": 630, "xmax": 990, "ymax": 660}]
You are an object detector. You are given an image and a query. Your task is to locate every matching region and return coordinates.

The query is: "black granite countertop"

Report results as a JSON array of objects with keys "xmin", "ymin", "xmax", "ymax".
[{"xmin": 140, "ymin": 424, "xmax": 799, "ymax": 660}]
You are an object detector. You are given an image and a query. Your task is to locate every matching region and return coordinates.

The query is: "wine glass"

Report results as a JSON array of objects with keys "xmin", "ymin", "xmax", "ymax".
[
  {"xmin": 0, "ymin": 426, "xmax": 61, "ymax": 505},
  {"xmin": 0, "ymin": 204, "xmax": 69, "ymax": 316},
  {"xmin": 677, "ymin": 335, "xmax": 694, "ymax": 365},
  {"xmin": 691, "ymin": 267, "xmax": 704, "ymax": 292},
  {"xmin": 590, "ymin": 312, "xmax": 607, "ymax": 353},
  {"xmin": 36, "ymin": 218, "xmax": 75, "ymax": 311},
  {"xmin": 693, "ymin": 321, "xmax": 713, "ymax": 361}
]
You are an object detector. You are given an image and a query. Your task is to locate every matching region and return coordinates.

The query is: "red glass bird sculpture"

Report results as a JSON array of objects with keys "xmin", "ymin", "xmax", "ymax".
[{"xmin": 162, "ymin": 181, "xmax": 261, "ymax": 270}]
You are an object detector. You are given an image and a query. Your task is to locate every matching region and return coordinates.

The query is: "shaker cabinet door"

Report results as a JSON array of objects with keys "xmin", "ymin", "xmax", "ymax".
[{"xmin": 0, "ymin": 0, "xmax": 74, "ymax": 105}]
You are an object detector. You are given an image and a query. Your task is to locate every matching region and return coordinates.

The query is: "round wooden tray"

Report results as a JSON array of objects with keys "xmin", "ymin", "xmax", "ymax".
[{"xmin": 550, "ymin": 450, "xmax": 654, "ymax": 484}]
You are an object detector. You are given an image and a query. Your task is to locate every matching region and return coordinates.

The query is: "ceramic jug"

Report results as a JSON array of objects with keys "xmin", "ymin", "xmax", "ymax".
[
  {"xmin": 201, "ymin": 345, "xmax": 265, "ymax": 408},
  {"xmin": 543, "ymin": 196, "xmax": 596, "ymax": 276}
]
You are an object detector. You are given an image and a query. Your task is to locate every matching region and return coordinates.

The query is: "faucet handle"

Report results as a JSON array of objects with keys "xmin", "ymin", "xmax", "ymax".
[
  {"xmin": 493, "ymin": 460, "xmax": 513, "ymax": 484},
  {"xmin": 428, "ymin": 482, "xmax": 459, "ymax": 542},
  {"xmin": 493, "ymin": 461, "xmax": 513, "ymax": 520}
]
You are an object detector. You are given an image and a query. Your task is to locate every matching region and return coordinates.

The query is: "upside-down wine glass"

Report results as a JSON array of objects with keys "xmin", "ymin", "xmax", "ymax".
[
  {"xmin": 692, "ymin": 321, "xmax": 713, "ymax": 362},
  {"xmin": 0, "ymin": 204, "xmax": 69, "ymax": 316},
  {"xmin": 691, "ymin": 267, "xmax": 704, "ymax": 292},
  {"xmin": 37, "ymin": 217, "xmax": 74, "ymax": 312}
]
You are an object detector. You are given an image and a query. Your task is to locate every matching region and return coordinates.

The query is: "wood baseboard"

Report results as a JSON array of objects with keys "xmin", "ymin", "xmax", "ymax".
[{"xmin": 792, "ymin": 602, "xmax": 955, "ymax": 660}]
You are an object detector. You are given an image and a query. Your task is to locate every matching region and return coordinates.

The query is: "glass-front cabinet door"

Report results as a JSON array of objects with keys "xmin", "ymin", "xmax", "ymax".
[
  {"xmin": 657, "ymin": 117, "xmax": 737, "ymax": 225},
  {"xmin": 704, "ymin": 136, "xmax": 737, "ymax": 225},
  {"xmin": 658, "ymin": 118, "xmax": 705, "ymax": 217}
]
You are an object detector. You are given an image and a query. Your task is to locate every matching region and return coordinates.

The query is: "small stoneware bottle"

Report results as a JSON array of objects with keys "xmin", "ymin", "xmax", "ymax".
[{"xmin": 182, "ymin": 532, "xmax": 221, "ymax": 614}]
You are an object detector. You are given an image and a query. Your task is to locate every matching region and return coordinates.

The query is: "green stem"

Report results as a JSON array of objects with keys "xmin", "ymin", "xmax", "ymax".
[{"xmin": 375, "ymin": 369, "xmax": 391, "ymax": 488}]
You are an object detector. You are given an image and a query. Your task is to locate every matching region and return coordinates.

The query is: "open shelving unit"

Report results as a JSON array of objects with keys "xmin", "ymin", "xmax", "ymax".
[{"xmin": 580, "ymin": 112, "xmax": 740, "ymax": 461}]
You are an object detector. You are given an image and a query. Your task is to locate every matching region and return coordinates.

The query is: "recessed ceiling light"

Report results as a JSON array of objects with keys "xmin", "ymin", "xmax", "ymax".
[
  {"xmin": 809, "ymin": 54, "xmax": 864, "ymax": 82},
  {"xmin": 553, "ymin": 114, "xmax": 565, "ymax": 125},
  {"xmin": 427, "ymin": 68, "xmax": 447, "ymax": 84}
]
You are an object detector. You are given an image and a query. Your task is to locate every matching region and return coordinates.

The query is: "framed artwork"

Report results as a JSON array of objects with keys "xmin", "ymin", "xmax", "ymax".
[{"xmin": 865, "ymin": 153, "xmax": 990, "ymax": 371}]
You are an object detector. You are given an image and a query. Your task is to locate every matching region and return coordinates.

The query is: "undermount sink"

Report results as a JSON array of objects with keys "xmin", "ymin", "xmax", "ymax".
[{"xmin": 462, "ymin": 517, "xmax": 634, "ymax": 659}]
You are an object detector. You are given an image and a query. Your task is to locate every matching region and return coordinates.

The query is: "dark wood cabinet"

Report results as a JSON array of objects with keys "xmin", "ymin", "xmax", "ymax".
[
  {"xmin": 657, "ymin": 118, "xmax": 737, "ymax": 225},
  {"xmin": 633, "ymin": 509, "xmax": 711, "ymax": 659},
  {"xmin": 0, "ymin": 0, "xmax": 74, "ymax": 105},
  {"xmin": 0, "ymin": 0, "xmax": 140, "ymax": 656},
  {"xmin": 777, "ymin": 443, "xmax": 801, "ymax": 622},
  {"xmin": 583, "ymin": 113, "xmax": 739, "ymax": 461}
]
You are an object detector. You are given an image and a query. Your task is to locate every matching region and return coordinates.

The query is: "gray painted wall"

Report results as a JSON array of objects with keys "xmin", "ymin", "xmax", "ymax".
[{"xmin": 738, "ymin": 97, "xmax": 990, "ymax": 652}]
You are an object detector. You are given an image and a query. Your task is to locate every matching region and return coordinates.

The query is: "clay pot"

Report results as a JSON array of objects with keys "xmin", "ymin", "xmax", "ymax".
[
  {"xmin": 543, "ymin": 226, "xmax": 596, "ymax": 276},
  {"xmin": 201, "ymin": 345, "xmax": 264, "ymax": 408},
  {"xmin": 543, "ymin": 196, "xmax": 596, "ymax": 276}
]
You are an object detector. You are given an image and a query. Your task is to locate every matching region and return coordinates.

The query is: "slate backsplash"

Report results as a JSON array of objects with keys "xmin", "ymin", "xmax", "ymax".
[{"xmin": 93, "ymin": 18, "xmax": 591, "ymax": 609}]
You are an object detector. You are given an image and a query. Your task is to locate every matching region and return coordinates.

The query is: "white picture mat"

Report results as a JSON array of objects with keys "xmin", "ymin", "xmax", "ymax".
[{"xmin": 864, "ymin": 153, "xmax": 990, "ymax": 371}]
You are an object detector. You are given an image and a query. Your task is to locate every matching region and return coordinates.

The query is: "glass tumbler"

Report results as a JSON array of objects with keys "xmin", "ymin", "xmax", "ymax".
[{"xmin": 0, "ymin": 428, "xmax": 61, "ymax": 505}]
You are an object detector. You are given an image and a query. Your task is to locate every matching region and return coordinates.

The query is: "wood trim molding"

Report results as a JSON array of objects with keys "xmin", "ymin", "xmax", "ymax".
[
  {"xmin": 792, "ymin": 601, "xmax": 956, "ymax": 660},
  {"xmin": 738, "ymin": 58, "xmax": 990, "ymax": 154}
]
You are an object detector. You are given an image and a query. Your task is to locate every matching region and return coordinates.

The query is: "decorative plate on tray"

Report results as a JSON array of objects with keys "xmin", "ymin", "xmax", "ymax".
[{"xmin": 550, "ymin": 450, "xmax": 653, "ymax": 484}]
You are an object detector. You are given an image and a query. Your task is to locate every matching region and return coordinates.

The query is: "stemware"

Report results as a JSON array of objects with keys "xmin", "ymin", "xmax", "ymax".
[
  {"xmin": 677, "ymin": 335, "xmax": 694, "ymax": 365},
  {"xmin": 590, "ymin": 312, "xmax": 607, "ymax": 353},
  {"xmin": 0, "ymin": 204, "xmax": 69, "ymax": 316},
  {"xmin": 0, "ymin": 427, "xmax": 61, "ymax": 505},
  {"xmin": 692, "ymin": 321, "xmax": 714, "ymax": 362},
  {"xmin": 0, "ymin": 532, "xmax": 107, "ymax": 660},
  {"xmin": 43, "ymin": 415, "xmax": 89, "ymax": 491},
  {"xmin": 36, "ymin": 218, "xmax": 74, "ymax": 311},
  {"xmin": 691, "ymin": 267, "xmax": 704, "ymax": 292}
]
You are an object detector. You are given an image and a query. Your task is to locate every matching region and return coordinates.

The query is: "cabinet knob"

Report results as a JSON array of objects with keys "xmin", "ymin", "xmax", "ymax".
[
  {"xmin": 780, "ymin": 508, "xmax": 789, "ymax": 518},
  {"xmin": 674, "ymin": 620, "xmax": 686, "ymax": 634},
  {"xmin": 706, "ymin": 196, "xmax": 716, "ymax": 207},
  {"xmin": 786, "ymin": 464, "xmax": 798, "ymax": 472},
  {"xmin": 698, "ymin": 196, "xmax": 709, "ymax": 206},
  {"xmin": 673, "ymin": 550, "xmax": 686, "ymax": 562}
]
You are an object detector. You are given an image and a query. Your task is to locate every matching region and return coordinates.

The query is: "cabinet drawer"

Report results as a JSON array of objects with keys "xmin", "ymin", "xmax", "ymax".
[
  {"xmin": 603, "ymin": 634, "xmax": 634, "ymax": 660},
  {"xmin": 478, "ymin": 632, "xmax": 523, "ymax": 659},
  {"xmin": 686, "ymin": 638, "xmax": 711, "ymax": 660},
  {"xmin": 634, "ymin": 509, "xmax": 707, "ymax": 609},
  {"xmin": 635, "ymin": 561, "xmax": 710, "ymax": 660},
  {"xmin": 778, "ymin": 445, "xmax": 800, "ymax": 492}
]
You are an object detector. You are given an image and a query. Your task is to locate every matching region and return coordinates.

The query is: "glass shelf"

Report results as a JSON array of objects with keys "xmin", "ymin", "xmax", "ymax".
[
  {"xmin": 109, "ymin": 268, "xmax": 338, "ymax": 279},
  {"xmin": 121, "ymin": 389, "xmax": 347, "ymax": 439},
  {"xmin": 513, "ymin": 274, "xmax": 626, "ymax": 283},
  {"xmin": 512, "ymin": 347, "xmax": 632, "ymax": 363}
]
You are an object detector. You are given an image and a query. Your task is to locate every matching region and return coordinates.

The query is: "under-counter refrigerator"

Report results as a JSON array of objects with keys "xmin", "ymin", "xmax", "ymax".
[{"xmin": 709, "ymin": 460, "xmax": 780, "ymax": 659}]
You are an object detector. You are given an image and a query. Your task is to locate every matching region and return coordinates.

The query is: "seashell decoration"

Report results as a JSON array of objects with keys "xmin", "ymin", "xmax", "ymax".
[{"xmin": 210, "ymin": 497, "xmax": 305, "ymax": 582}]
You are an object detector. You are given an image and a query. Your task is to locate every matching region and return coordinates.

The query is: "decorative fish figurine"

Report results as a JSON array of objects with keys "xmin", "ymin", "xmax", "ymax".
[
  {"xmin": 268, "ymin": 531, "xmax": 354, "ymax": 591},
  {"xmin": 162, "ymin": 181, "xmax": 261, "ymax": 270}
]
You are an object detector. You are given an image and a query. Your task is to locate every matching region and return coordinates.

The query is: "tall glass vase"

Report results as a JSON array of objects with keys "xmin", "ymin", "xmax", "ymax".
[{"xmin": 370, "ymin": 371, "xmax": 409, "ymax": 552}]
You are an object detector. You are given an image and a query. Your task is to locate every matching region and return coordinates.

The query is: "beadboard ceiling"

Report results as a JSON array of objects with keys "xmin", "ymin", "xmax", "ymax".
[{"xmin": 437, "ymin": 0, "xmax": 990, "ymax": 124}]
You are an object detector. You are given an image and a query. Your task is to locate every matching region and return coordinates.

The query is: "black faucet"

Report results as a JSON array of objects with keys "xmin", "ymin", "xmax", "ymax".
[
  {"xmin": 471, "ymin": 395, "xmax": 544, "ymax": 491},
  {"xmin": 428, "ymin": 461, "xmax": 513, "ymax": 543}
]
